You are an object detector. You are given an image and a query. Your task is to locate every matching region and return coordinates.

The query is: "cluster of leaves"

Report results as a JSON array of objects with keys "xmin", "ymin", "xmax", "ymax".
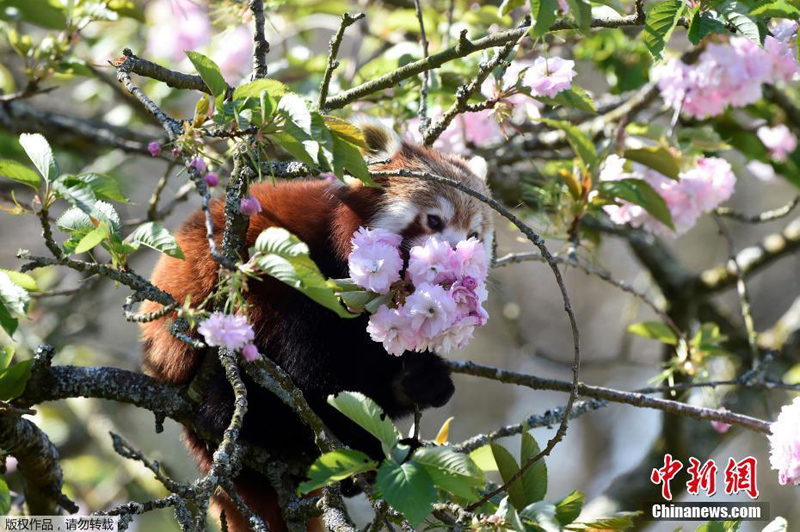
[
  {"xmin": 0, "ymin": 133, "xmax": 184, "ymax": 321},
  {"xmin": 184, "ymin": 52, "xmax": 374, "ymax": 185},
  {"xmin": 629, "ymin": 321, "xmax": 732, "ymax": 385},
  {"xmin": 298, "ymin": 392, "xmax": 639, "ymax": 530}
]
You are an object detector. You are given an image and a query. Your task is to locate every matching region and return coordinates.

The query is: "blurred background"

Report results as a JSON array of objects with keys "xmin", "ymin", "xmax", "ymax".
[{"xmin": 0, "ymin": 1, "xmax": 798, "ymax": 530}]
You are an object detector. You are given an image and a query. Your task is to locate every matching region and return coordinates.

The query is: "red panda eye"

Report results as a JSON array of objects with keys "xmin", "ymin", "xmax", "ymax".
[
  {"xmin": 468, "ymin": 232, "xmax": 479, "ymax": 240},
  {"xmin": 427, "ymin": 214, "xmax": 444, "ymax": 231}
]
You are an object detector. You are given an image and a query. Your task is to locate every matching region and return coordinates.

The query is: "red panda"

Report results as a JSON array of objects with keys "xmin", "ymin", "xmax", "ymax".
[{"xmin": 139, "ymin": 121, "xmax": 494, "ymax": 531}]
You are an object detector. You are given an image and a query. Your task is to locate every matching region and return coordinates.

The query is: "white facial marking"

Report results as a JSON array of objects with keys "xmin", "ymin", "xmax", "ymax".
[
  {"xmin": 468, "ymin": 156, "xmax": 488, "ymax": 181},
  {"xmin": 371, "ymin": 200, "xmax": 418, "ymax": 234}
]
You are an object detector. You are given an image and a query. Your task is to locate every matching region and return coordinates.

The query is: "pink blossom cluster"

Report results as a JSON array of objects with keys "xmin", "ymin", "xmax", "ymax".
[
  {"xmin": 146, "ymin": 0, "xmax": 253, "ymax": 78},
  {"xmin": 769, "ymin": 397, "xmax": 800, "ymax": 485},
  {"xmin": 198, "ymin": 312, "xmax": 259, "ymax": 360},
  {"xmin": 656, "ymin": 32, "xmax": 799, "ymax": 119},
  {"xmin": 408, "ymin": 56, "xmax": 575, "ymax": 154},
  {"xmin": 348, "ymin": 228, "xmax": 489, "ymax": 355},
  {"xmin": 757, "ymin": 124, "xmax": 798, "ymax": 162},
  {"xmin": 600, "ymin": 154, "xmax": 736, "ymax": 235}
]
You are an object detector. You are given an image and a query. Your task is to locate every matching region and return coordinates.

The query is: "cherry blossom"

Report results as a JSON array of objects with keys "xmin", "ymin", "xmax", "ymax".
[
  {"xmin": 348, "ymin": 239, "xmax": 403, "ymax": 294},
  {"xmin": 526, "ymin": 56, "xmax": 577, "ymax": 98},
  {"xmin": 366, "ymin": 306, "xmax": 416, "ymax": 356},
  {"xmin": 757, "ymin": 124, "xmax": 798, "ymax": 162},
  {"xmin": 407, "ymin": 236, "xmax": 458, "ymax": 286},
  {"xmin": 601, "ymin": 156, "xmax": 736, "ymax": 236},
  {"xmin": 203, "ymin": 172, "xmax": 220, "ymax": 187},
  {"xmin": 240, "ymin": 197, "xmax": 262, "ymax": 216},
  {"xmin": 769, "ymin": 397, "xmax": 800, "ymax": 485},
  {"xmin": 198, "ymin": 313, "xmax": 255, "ymax": 351},
  {"xmin": 147, "ymin": 142, "xmax": 161, "ymax": 157}
]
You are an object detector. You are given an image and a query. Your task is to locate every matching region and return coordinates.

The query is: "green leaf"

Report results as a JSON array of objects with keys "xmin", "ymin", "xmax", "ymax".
[
  {"xmin": 0, "ymin": 270, "xmax": 37, "ymax": 292},
  {"xmin": 500, "ymin": 0, "xmax": 527, "ymax": 16},
  {"xmin": 124, "ymin": 222, "xmax": 185, "ymax": 259},
  {"xmin": 539, "ymin": 118, "xmax": 597, "ymax": 170},
  {"xmin": 0, "ymin": 159, "xmax": 41, "ymax": 189},
  {"xmin": 107, "ymin": 0, "xmax": 146, "ymax": 21},
  {"xmin": 327, "ymin": 391, "xmax": 401, "ymax": 455},
  {"xmin": 326, "ymin": 117, "xmax": 369, "ymax": 149},
  {"xmin": 376, "ymin": 460, "xmax": 436, "ymax": 527},
  {"xmin": 627, "ymin": 321, "xmax": 678, "ymax": 344},
  {"xmin": 567, "ymin": 0, "xmax": 593, "ymax": 34},
  {"xmin": 695, "ymin": 522, "xmax": 742, "ymax": 532},
  {"xmin": 51, "ymin": 175, "xmax": 96, "ymax": 213},
  {"xmin": 623, "ymin": 146, "xmax": 681, "ymax": 180},
  {"xmin": 0, "ymin": 0, "xmax": 67, "ymax": 29},
  {"xmin": 720, "ymin": 1, "xmax": 761, "ymax": 44},
  {"xmin": 750, "ymin": 0, "xmax": 800, "ymax": 17},
  {"xmin": 233, "ymin": 79, "xmax": 288, "ymax": 101},
  {"xmin": 413, "ymin": 446, "xmax": 485, "ymax": 502},
  {"xmin": 19, "ymin": 133, "xmax": 58, "ymax": 182},
  {"xmin": 550, "ymin": 85, "xmax": 597, "ymax": 113},
  {"xmin": 0, "ymin": 476, "xmax": 10, "ymax": 515},
  {"xmin": 0, "ymin": 346, "xmax": 13, "ymax": 370},
  {"xmin": 0, "ymin": 359, "xmax": 32, "ymax": 401},
  {"xmin": 0, "ymin": 303, "xmax": 17, "ymax": 338},
  {"xmin": 74, "ymin": 223, "xmax": 109, "ymax": 255},
  {"xmin": 598, "ymin": 178, "xmax": 675, "ymax": 229},
  {"xmin": 0, "ymin": 271, "xmax": 28, "ymax": 316},
  {"xmin": 252, "ymin": 228, "xmax": 354, "ymax": 318},
  {"xmin": 688, "ymin": 10, "xmax": 728, "ymax": 45},
  {"xmin": 555, "ymin": 491, "xmax": 586, "ymax": 525},
  {"xmin": 298, "ymin": 449, "xmax": 378, "ymax": 494},
  {"xmin": 566, "ymin": 511, "xmax": 642, "ymax": 530},
  {"xmin": 520, "ymin": 501, "xmax": 561, "ymax": 532},
  {"xmin": 761, "ymin": 517, "xmax": 788, "ymax": 532},
  {"xmin": 643, "ymin": 0, "xmax": 685, "ymax": 61},
  {"xmin": 186, "ymin": 51, "xmax": 228, "ymax": 97},
  {"xmin": 520, "ymin": 431, "xmax": 547, "ymax": 505},
  {"xmin": 496, "ymin": 496, "xmax": 526, "ymax": 532},
  {"xmin": 490, "ymin": 442, "xmax": 527, "ymax": 510},
  {"xmin": 61, "ymin": 173, "xmax": 128, "ymax": 203},
  {"xmin": 332, "ymin": 135, "xmax": 375, "ymax": 186},
  {"xmin": 529, "ymin": 0, "xmax": 559, "ymax": 37},
  {"xmin": 277, "ymin": 93, "xmax": 313, "ymax": 136}
]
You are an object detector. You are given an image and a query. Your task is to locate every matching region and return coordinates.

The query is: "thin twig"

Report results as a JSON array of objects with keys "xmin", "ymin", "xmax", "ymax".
[
  {"xmin": 714, "ymin": 215, "xmax": 760, "ymax": 365},
  {"xmin": 423, "ymin": 20, "xmax": 525, "ymax": 145},
  {"xmin": 318, "ymin": 12, "xmax": 365, "ymax": 110},
  {"xmin": 413, "ymin": 0, "xmax": 431, "ymax": 131},
  {"xmin": 714, "ymin": 196, "xmax": 800, "ymax": 224},
  {"xmin": 249, "ymin": 0, "xmax": 271, "ymax": 80},
  {"xmin": 446, "ymin": 360, "xmax": 772, "ymax": 433}
]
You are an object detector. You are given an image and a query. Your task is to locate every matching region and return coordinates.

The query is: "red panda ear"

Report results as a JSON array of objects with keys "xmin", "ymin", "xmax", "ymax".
[
  {"xmin": 351, "ymin": 116, "xmax": 402, "ymax": 160},
  {"xmin": 467, "ymin": 155, "xmax": 488, "ymax": 181}
]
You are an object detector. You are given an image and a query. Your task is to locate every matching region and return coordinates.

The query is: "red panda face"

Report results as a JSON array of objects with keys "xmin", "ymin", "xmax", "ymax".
[{"xmin": 353, "ymin": 118, "xmax": 495, "ymax": 262}]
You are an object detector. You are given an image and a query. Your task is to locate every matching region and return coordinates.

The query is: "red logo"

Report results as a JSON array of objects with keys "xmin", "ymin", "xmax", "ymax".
[{"xmin": 650, "ymin": 455, "xmax": 758, "ymax": 500}]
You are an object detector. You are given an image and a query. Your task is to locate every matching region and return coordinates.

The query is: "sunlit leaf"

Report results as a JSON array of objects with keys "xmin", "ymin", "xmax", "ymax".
[
  {"xmin": 0, "ymin": 159, "xmax": 40, "ymax": 189},
  {"xmin": 252, "ymin": 228, "xmax": 354, "ymax": 318},
  {"xmin": 598, "ymin": 178, "xmax": 675, "ymax": 229},
  {"xmin": 298, "ymin": 449, "xmax": 378, "ymax": 494},
  {"xmin": 376, "ymin": 460, "xmax": 436, "ymax": 527},
  {"xmin": 643, "ymin": 0, "xmax": 685, "ymax": 61},
  {"xmin": 0, "ymin": 359, "xmax": 32, "ymax": 401},
  {"xmin": 327, "ymin": 391, "xmax": 401, "ymax": 455},
  {"xmin": 186, "ymin": 51, "xmax": 228, "ymax": 97},
  {"xmin": 124, "ymin": 222, "xmax": 184, "ymax": 259},
  {"xmin": 19, "ymin": 133, "xmax": 58, "ymax": 182},
  {"xmin": 627, "ymin": 321, "xmax": 678, "ymax": 344}
]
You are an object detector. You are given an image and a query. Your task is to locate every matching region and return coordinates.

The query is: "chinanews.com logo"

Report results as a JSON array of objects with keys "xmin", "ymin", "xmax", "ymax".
[{"xmin": 645, "ymin": 454, "xmax": 770, "ymax": 521}]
